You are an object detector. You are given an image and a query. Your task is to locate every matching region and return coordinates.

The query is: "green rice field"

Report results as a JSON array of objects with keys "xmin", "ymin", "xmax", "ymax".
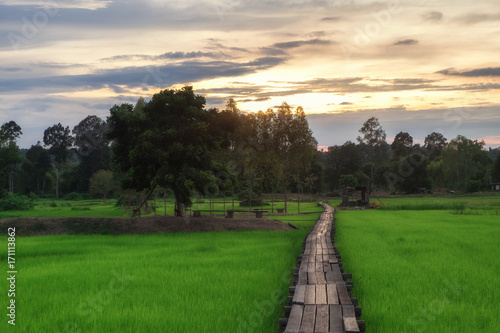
[
  {"xmin": 334, "ymin": 196, "xmax": 500, "ymax": 332},
  {"xmin": 0, "ymin": 200, "xmax": 323, "ymax": 332}
]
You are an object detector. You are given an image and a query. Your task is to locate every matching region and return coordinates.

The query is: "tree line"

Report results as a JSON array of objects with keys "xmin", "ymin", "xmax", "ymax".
[
  {"xmin": 1, "ymin": 87, "xmax": 499, "ymax": 214},
  {"xmin": 323, "ymin": 117, "xmax": 500, "ymax": 194}
]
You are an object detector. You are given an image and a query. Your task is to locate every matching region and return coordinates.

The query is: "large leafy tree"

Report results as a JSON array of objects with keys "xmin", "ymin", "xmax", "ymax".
[
  {"xmin": 0, "ymin": 121, "xmax": 23, "ymax": 193},
  {"xmin": 441, "ymin": 135, "xmax": 491, "ymax": 191},
  {"xmin": 89, "ymin": 170, "xmax": 115, "ymax": 203},
  {"xmin": 43, "ymin": 123, "xmax": 74, "ymax": 199},
  {"xmin": 25, "ymin": 143, "xmax": 52, "ymax": 196},
  {"xmin": 72, "ymin": 115, "xmax": 111, "ymax": 192},
  {"xmin": 325, "ymin": 141, "xmax": 366, "ymax": 190},
  {"xmin": 108, "ymin": 86, "xmax": 231, "ymax": 216},
  {"xmin": 424, "ymin": 132, "xmax": 447, "ymax": 161},
  {"xmin": 493, "ymin": 154, "xmax": 500, "ymax": 183},
  {"xmin": 357, "ymin": 117, "xmax": 387, "ymax": 185},
  {"xmin": 391, "ymin": 131, "xmax": 413, "ymax": 160}
]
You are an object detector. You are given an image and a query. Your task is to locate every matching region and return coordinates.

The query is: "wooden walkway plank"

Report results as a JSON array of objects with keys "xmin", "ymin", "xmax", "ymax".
[
  {"xmin": 314, "ymin": 304, "xmax": 329, "ymax": 333},
  {"xmin": 299, "ymin": 305, "xmax": 316, "ymax": 333},
  {"xmin": 342, "ymin": 305, "xmax": 361, "ymax": 333},
  {"xmin": 308, "ymin": 272, "xmax": 318, "ymax": 285},
  {"xmin": 336, "ymin": 282, "xmax": 353, "ymax": 305},
  {"xmin": 315, "ymin": 284, "xmax": 327, "ymax": 305},
  {"xmin": 326, "ymin": 283, "xmax": 339, "ymax": 304},
  {"xmin": 304, "ymin": 285, "xmax": 316, "ymax": 304},
  {"xmin": 316, "ymin": 271, "xmax": 327, "ymax": 284},
  {"xmin": 285, "ymin": 304, "xmax": 304, "ymax": 333},
  {"xmin": 331, "ymin": 264, "xmax": 344, "ymax": 282},
  {"xmin": 329, "ymin": 304, "xmax": 344, "ymax": 333},
  {"xmin": 293, "ymin": 284, "xmax": 306, "ymax": 305}
]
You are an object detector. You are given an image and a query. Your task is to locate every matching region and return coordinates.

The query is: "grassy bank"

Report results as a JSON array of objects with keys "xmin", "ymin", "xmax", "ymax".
[{"xmin": 335, "ymin": 208, "xmax": 500, "ymax": 332}]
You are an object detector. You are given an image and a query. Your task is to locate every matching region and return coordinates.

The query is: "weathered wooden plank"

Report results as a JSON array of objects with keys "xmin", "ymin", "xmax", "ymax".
[
  {"xmin": 342, "ymin": 305, "xmax": 360, "ymax": 333},
  {"xmin": 336, "ymin": 282, "xmax": 353, "ymax": 305},
  {"xmin": 315, "ymin": 284, "xmax": 327, "ymax": 304},
  {"xmin": 316, "ymin": 271, "xmax": 327, "ymax": 284},
  {"xmin": 329, "ymin": 304, "xmax": 344, "ymax": 333},
  {"xmin": 308, "ymin": 262, "xmax": 315, "ymax": 272},
  {"xmin": 299, "ymin": 305, "xmax": 316, "ymax": 333},
  {"xmin": 314, "ymin": 304, "xmax": 329, "ymax": 333},
  {"xmin": 327, "ymin": 283, "xmax": 339, "ymax": 304},
  {"xmin": 328, "ymin": 256, "xmax": 338, "ymax": 264},
  {"xmin": 304, "ymin": 284, "xmax": 315, "ymax": 304},
  {"xmin": 308, "ymin": 272, "xmax": 318, "ymax": 285},
  {"xmin": 298, "ymin": 269, "xmax": 308, "ymax": 285},
  {"xmin": 300, "ymin": 260, "xmax": 308, "ymax": 272},
  {"xmin": 331, "ymin": 264, "xmax": 344, "ymax": 282},
  {"xmin": 293, "ymin": 285, "xmax": 306, "ymax": 305},
  {"xmin": 325, "ymin": 271, "xmax": 335, "ymax": 284},
  {"xmin": 284, "ymin": 304, "xmax": 304, "ymax": 333}
]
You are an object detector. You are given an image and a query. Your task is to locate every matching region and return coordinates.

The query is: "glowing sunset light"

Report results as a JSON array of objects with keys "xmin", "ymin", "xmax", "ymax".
[{"xmin": 0, "ymin": 0, "xmax": 498, "ymax": 148}]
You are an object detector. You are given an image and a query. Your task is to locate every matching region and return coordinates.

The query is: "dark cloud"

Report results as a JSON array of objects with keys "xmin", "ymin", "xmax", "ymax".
[
  {"xmin": 236, "ymin": 97, "xmax": 272, "ymax": 103},
  {"xmin": 0, "ymin": 57, "xmax": 287, "ymax": 93},
  {"xmin": 0, "ymin": 66, "xmax": 26, "ymax": 72},
  {"xmin": 273, "ymin": 39, "xmax": 333, "ymax": 49},
  {"xmin": 321, "ymin": 16, "xmax": 341, "ymax": 21},
  {"xmin": 259, "ymin": 47, "xmax": 288, "ymax": 56},
  {"xmin": 457, "ymin": 13, "xmax": 500, "ymax": 24},
  {"xmin": 436, "ymin": 67, "xmax": 500, "ymax": 77},
  {"xmin": 340, "ymin": 102, "xmax": 353, "ymax": 105},
  {"xmin": 102, "ymin": 51, "xmax": 222, "ymax": 62},
  {"xmin": 393, "ymin": 39, "xmax": 419, "ymax": 46},
  {"xmin": 422, "ymin": 11, "xmax": 443, "ymax": 22}
]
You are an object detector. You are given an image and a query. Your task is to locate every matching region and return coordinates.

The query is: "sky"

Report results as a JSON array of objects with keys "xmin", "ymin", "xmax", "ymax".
[{"xmin": 1, "ymin": 0, "xmax": 499, "ymax": 149}]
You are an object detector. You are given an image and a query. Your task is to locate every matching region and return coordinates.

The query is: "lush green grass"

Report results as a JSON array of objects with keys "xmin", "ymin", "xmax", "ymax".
[
  {"xmin": 0, "ymin": 203, "xmax": 323, "ymax": 332},
  {"xmin": 329, "ymin": 195, "xmax": 500, "ymax": 213},
  {"xmin": 335, "ymin": 209, "xmax": 500, "ymax": 332},
  {"xmin": 0, "ymin": 199, "xmax": 123, "ymax": 219},
  {"xmin": 0, "ymin": 198, "xmax": 322, "ymax": 219}
]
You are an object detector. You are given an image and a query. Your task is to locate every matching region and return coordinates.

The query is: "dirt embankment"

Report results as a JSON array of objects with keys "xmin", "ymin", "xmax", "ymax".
[{"xmin": 0, "ymin": 215, "xmax": 293, "ymax": 236}]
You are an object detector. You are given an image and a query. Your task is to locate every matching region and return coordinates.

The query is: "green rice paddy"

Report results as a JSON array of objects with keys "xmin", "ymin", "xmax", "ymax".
[
  {"xmin": 0, "ymin": 200, "xmax": 323, "ymax": 332},
  {"xmin": 335, "ymin": 196, "xmax": 500, "ymax": 332}
]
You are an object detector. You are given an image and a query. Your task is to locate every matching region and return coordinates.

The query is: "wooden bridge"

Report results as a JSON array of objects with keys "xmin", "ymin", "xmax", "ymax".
[{"xmin": 279, "ymin": 203, "xmax": 365, "ymax": 333}]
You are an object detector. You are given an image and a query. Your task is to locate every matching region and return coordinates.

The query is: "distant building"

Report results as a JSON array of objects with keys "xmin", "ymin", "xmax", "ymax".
[{"xmin": 492, "ymin": 183, "xmax": 500, "ymax": 191}]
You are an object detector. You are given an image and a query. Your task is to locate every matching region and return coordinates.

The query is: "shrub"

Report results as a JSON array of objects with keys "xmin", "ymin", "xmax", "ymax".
[
  {"xmin": 466, "ymin": 180, "xmax": 482, "ymax": 193},
  {"xmin": 64, "ymin": 192, "xmax": 84, "ymax": 201},
  {"xmin": 339, "ymin": 174, "xmax": 359, "ymax": 187},
  {"xmin": 28, "ymin": 192, "xmax": 39, "ymax": 201},
  {"xmin": 0, "ymin": 193, "xmax": 34, "ymax": 211},
  {"xmin": 49, "ymin": 202, "xmax": 58, "ymax": 208},
  {"xmin": 239, "ymin": 199, "xmax": 268, "ymax": 207}
]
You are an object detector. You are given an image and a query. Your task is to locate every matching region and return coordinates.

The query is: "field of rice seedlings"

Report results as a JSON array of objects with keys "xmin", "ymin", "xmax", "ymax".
[
  {"xmin": 0, "ymin": 200, "xmax": 323, "ymax": 332},
  {"xmin": 335, "ymin": 200, "xmax": 500, "ymax": 332}
]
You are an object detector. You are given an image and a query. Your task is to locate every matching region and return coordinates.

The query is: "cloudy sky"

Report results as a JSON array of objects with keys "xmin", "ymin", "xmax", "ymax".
[{"xmin": 1, "ymin": 0, "xmax": 499, "ymax": 149}]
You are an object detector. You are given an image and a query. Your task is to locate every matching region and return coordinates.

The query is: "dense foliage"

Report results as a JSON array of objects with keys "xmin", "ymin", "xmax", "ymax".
[{"xmin": 0, "ymin": 89, "xmax": 498, "ymax": 204}]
